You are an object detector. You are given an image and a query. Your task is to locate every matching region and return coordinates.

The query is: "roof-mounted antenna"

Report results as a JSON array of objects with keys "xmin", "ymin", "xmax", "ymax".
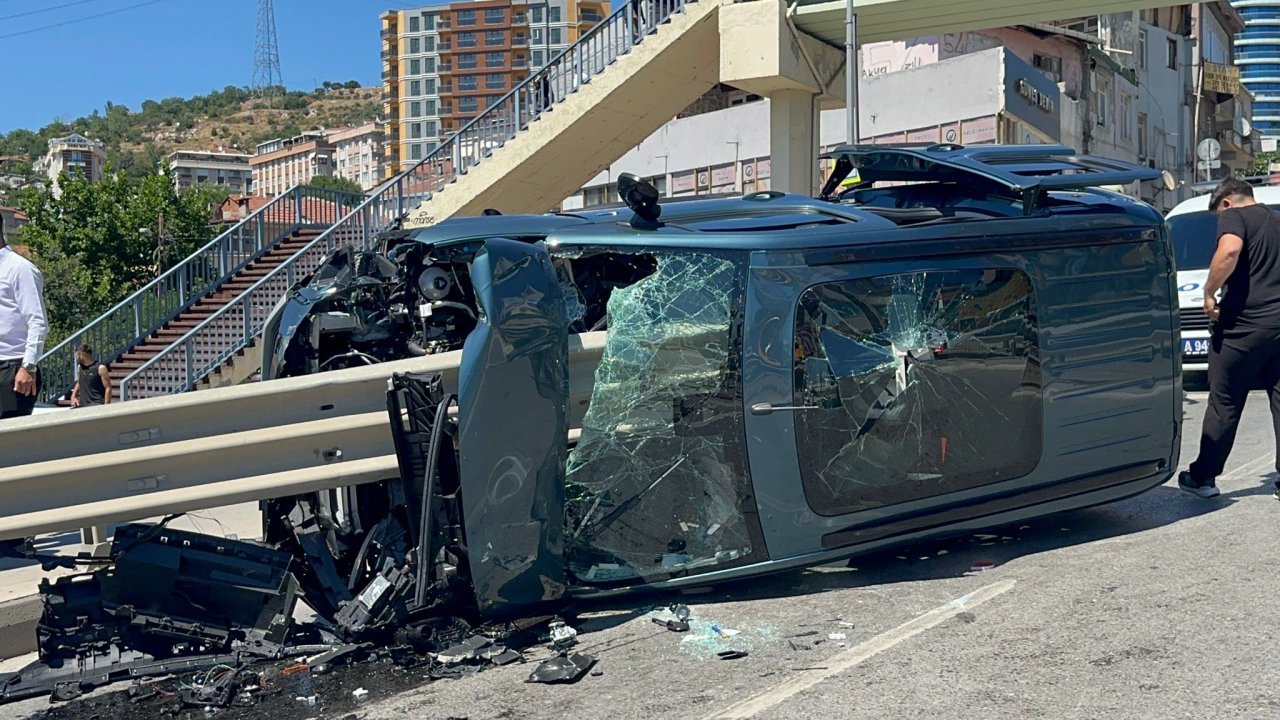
[
  {"xmin": 482, "ymin": 208, "xmax": 502, "ymax": 216},
  {"xmin": 617, "ymin": 173, "xmax": 663, "ymax": 229}
]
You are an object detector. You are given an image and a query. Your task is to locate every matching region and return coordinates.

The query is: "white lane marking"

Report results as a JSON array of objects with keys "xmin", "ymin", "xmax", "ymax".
[
  {"xmin": 1224, "ymin": 454, "xmax": 1274, "ymax": 481},
  {"xmin": 703, "ymin": 579, "xmax": 1017, "ymax": 720}
]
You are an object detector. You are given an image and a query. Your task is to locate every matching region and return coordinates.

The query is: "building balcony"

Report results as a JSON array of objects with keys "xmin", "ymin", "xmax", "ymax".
[
  {"xmin": 439, "ymin": 62, "xmax": 455, "ymax": 74},
  {"xmin": 439, "ymin": 41, "xmax": 453, "ymax": 51},
  {"xmin": 513, "ymin": 13, "xmax": 527, "ymax": 24}
]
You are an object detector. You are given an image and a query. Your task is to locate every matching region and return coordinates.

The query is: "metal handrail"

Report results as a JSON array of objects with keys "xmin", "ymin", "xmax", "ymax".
[
  {"xmin": 118, "ymin": 0, "xmax": 693, "ymax": 399},
  {"xmin": 38, "ymin": 185, "xmax": 363, "ymax": 403},
  {"xmin": 119, "ymin": 192, "xmax": 393, "ymax": 400}
]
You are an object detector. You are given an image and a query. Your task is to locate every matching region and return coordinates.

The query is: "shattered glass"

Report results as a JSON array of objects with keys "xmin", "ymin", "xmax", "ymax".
[
  {"xmin": 565, "ymin": 251, "xmax": 760, "ymax": 584},
  {"xmin": 794, "ymin": 268, "xmax": 1042, "ymax": 515}
]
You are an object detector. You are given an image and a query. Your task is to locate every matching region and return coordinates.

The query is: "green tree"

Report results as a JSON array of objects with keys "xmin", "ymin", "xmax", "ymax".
[
  {"xmin": 1252, "ymin": 150, "xmax": 1280, "ymax": 175},
  {"xmin": 17, "ymin": 170, "xmax": 227, "ymax": 344},
  {"xmin": 307, "ymin": 175, "xmax": 364, "ymax": 194}
]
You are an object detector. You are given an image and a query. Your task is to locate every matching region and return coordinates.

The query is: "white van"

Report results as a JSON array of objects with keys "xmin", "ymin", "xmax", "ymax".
[{"xmin": 1166, "ymin": 184, "xmax": 1280, "ymax": 372}]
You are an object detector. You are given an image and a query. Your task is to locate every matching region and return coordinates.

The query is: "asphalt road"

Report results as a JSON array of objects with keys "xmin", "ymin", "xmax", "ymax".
[{"xmin": 4, "ymin": 384, "xmax": 1279, "ymax": 719}]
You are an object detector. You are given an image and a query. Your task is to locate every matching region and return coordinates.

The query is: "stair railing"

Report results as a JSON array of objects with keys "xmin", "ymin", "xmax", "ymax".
[
  {"xmin": 118, "ymin": 0, "xmax": 694, "ymax": 399},
  {"xmin": 38, "ymin": 185, "xmax": 363, "ymax": 403}
]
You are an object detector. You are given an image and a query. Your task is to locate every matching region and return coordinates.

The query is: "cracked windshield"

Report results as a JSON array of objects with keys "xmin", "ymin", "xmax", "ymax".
[{"xmin": 562, "ymin": 250, "xmax": 761, "ymax": 585}]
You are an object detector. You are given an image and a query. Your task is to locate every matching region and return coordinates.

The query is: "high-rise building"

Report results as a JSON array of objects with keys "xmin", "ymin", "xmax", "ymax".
[
  {"xmin": 167, "ymin": 149, "xmax": 254, "ymax": 195},
  {"xmin": 1232, "ymin": 0, "xmax": 1280, "ymax": 138},
  {"xmin": 381, "ymin": 0, "xmax": 609, "ymax": 178}
]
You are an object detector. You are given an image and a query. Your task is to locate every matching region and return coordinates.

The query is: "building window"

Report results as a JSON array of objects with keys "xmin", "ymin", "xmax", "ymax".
[
  {"xmin": 1167, "ymin": 38, "xmax": 1177, "ymax": 70},
  {"xmin": 410, "ymin": 100, "xmax": 422, "ymax": 117},
  {"xmin": 425, "ymin": 78, "xmax": 436, "ymax": 95},
  {"xmin": 1138, "ymin": 31, "xmax": 1147, "ymax": 70},
  {"xmin": 425, "ymin": 99, "xmax": 437, "ymax": 115},
  {"xmin": 485, "ymin": 8, "xmax": 504, "ymax": 24},
  {"xmin": 459, "ymin": 31, "xmax": 477, "ymax": 47},
  {"xmin": 549, "ymin": 28, "xmax": 562, "ymax": 45},
  {"xmin": 793, "ymin": 268, "xmax": 1041, "ymax": 516},
  {"xmin": 549, "ymin": 6, "xmax": 561, "ymax": 22},
  {"xmin": 425, "ymin": 120, "xmax": 438, "ymax": 136},
  {"xmin": 459, "ymin": 53, "xmax": 477, "ymax": 68},
  {"xmin": 1138, "ymin": 112, "xmax": 1149, "ymax": 159},
  {"xmin": 460, "ymin": 97, "xmax": 479, "ymax": 112},
  {"xmin": 410, "ymin": 80, "xmax": 421, "ymax": 96},
  {"xmin": 532, "ymin": 49, "xmax": 544, "ymax": 66},
  {"xmin": 1032, "ymin": 54, "xmax": 1062, "ymax": 83},
  {"xmin": 532, "ymin": 28, "xmax": 544, "ymax": 43},
  {"xmin": 1094, "ymin": 73, "xmax": 1110, "ymax": 127},
  {"xmin": 486, "ymin": 30, "xmax": 505, "ymax": 46},
  {"xmin": 459, "ymin": 75, "xmax": 478, "ymax": 91},
  {"xmin": 486, "ymin": 51, "xmax": 505, "ymax": 67},
  {"xmin": 411, "ymin": 144, "xmax": 423, "ymax": 160},
  {"xmin": 411, "ymin": 123, "xmax": 423, "ymax": 139},
  {"xmin": 425, "ymin": 36, "xmax": 436, "ymax": 52},
  {"xmin": 487, "ymin": 73, "xmax": 505, "ymax": 89},
  {"xmin": 457, "ymin": 10, "xmax": 476, "ymax": 25},
  {"xmin": 409, "ymin": 58, "xmax": 421, "ymax": 75},
  {"xmin": 410, "ymin": 37, "xmax": 421, "ymax": 54},
  {"xmin": 424, "ymin": 12, "xmax": 435, "ymax": 30},
  {"xmin": 409, "ymin": 15, "xmax": 420, "ymax": 32},
  {"xmin": 532, "ymin": 6, "xmax": 544, "ymax": 22},
  {"xmin": 424, "ymin": 57, "xmax": 436, "ymax": 73}
]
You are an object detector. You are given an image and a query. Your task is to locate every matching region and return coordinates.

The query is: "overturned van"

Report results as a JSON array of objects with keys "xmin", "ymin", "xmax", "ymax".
[{"xmin": 260, "ymin": 144, "xmax": 1182, "ymax": 621}]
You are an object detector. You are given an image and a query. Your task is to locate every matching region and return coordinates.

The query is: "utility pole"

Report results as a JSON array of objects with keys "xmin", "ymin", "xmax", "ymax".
[
  {"xmin": 253, "ymin": 0, "xmax": 284, "ymax": 99},
  {"xmin": 845, "ymin": 0, "xmax": 859, "ymax": 144}
]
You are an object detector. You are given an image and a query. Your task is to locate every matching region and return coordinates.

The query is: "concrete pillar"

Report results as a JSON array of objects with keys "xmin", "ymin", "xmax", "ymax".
[{"xmin": 769, "ymin": 90, "xmax": 817, "ymax": 195}]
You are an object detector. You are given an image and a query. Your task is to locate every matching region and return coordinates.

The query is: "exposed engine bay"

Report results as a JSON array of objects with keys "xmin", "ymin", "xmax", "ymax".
[{"xmin": 263, "ymin": 239, "xmax": 656, "ymax": 380}]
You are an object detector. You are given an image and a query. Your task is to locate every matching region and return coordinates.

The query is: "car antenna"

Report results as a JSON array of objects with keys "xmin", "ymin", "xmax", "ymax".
[
  {"xmin": 482, "ymin": 208, "xmax": 502, "ymax": 216},
  {"xmin": 617, "ymin": 173, "xmax": 663, "ymax": 229}
]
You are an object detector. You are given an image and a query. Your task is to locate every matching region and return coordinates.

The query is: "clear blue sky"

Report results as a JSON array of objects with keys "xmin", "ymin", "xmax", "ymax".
[{"xmin": 0, "ymin": 0, "xmax": 435, "ymax": 134}]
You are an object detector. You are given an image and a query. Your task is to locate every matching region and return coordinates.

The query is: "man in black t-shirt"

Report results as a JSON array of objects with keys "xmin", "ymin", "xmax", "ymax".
[{"xmin": 1180, "ymin": 178, "xmax": 1280, "ymax": 498}]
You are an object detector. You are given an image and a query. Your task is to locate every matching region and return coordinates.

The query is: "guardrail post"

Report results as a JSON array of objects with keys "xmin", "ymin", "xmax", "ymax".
[
  {"xmin": 293, "ymin": 187, "xmax": 304, "ymax": 224},
  {"xmin": 132, "ymin": 295, "xmax": 142, "ymax": 336},
  {"xmin": 243, "ymin": 294, "xmax": 253, "ymax": 340},
  {"xmin": 396, "ymin": 182, "xmax": 404, "ymax": 219}
]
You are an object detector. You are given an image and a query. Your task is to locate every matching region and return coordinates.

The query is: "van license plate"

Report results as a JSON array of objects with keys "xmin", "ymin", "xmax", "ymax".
[{"xmin": 1182, "ymin": 338, "xmax": 1210, "ymax": 356}]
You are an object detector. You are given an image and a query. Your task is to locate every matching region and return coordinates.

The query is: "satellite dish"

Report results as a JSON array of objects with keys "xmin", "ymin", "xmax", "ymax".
[{"xmin": 1161, "ymin": 170, "xmax": 1177, "ymax": 192}]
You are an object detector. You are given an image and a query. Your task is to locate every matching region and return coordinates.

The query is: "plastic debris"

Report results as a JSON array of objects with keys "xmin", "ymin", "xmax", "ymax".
[
  {"xmin": 526, "ymin": 652, "xmax": 597, "ymax": 684},
  {"xmin": 435, "ymin": 635, "xmax": 494, "ymax": 665},
  {"xmin": 648, "ymin": 603, "xmax": 692, "ymax": 632},
  {"xmin": 969, "ymin": 561, "xmax": 997, "ymax": 573},
  {"xmin": 352, "ymin": 687, "xmax": 369, "ymax": 700},
  {"xmin": 711, "ymin": 625, "xmax": 740, "ymax": 637},
  {"xmin": 280, "ymin": 663, "xmax": 310, "ymax": 677},
  {"xmin": 828, "ymin": 633, "xmax": 846, "ymax": 640},
  {"xmin": 717, "ymin": 650, "xmax": 749, "ymax": 660},
  {"xmin": 548, "ymin": 619, "xmax": 579, "ymax": 649}
]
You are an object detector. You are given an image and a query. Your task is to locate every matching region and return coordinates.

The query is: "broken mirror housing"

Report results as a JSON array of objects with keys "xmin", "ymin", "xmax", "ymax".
[{"xmin": 272, "ymin": 143, "xmax": 1180, "ymax": 613}]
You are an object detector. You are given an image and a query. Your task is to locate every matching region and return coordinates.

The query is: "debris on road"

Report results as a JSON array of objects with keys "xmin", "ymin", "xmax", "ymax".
[
  {"xmin": 648, "ymin": 603, "xmax": 692, "ymax": 632},
  {"xmin": 526, "ymin": 653, "xmax": 597, "ymax": 684},
  {"xmin": 716, "ymin": 650, "xmax": 749, "ymax": 660}
]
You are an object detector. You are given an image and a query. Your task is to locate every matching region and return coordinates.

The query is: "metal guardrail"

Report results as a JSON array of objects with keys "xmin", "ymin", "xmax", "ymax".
[
  {"xmin": 116, "ymin": 0, "xmax": 691, "ymax": 399},
  {"xmin": 0, "ymin": 333, "xmax": 605, "ymax": 541},
  {"xmin": 38, "ymin": 185, "xmax": 364, "ymax": 403}
]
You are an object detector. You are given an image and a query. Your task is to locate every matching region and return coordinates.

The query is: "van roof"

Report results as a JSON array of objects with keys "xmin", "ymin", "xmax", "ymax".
[{"xmin": 1167, "ymin": 185, "xmax": 1280, "ymax": 218}]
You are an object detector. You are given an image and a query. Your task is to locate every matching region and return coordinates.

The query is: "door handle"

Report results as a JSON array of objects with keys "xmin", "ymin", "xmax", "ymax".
[{"xmin": 750, "ymin": 402, "xmax": 820, "ymax": 416}]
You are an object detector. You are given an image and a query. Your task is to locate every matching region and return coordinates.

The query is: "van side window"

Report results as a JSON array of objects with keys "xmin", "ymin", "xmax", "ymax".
[{"xmin": 793, "ymin": 268, "xmax": 1043, "ymax": 515}]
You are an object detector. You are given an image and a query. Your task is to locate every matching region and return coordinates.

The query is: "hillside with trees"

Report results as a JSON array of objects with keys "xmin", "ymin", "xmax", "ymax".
[{"xmin": 0, "ymin": 82, "xmax": 380, "ymax": 188}]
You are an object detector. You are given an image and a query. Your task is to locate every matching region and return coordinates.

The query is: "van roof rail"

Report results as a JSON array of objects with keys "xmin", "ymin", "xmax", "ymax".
[{"xmin": 819, "ymin": 143, "xmax": 1162, "ymax": 215}]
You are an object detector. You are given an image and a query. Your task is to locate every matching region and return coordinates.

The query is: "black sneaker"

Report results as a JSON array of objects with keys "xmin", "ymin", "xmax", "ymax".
[
  {"xmin": 1273, "ymin": 480, "xmax": 1280, "ymax": 501},
  {"xmin": 1178, "ymin": 471, "xmax": 1220, "ymax": 498}
]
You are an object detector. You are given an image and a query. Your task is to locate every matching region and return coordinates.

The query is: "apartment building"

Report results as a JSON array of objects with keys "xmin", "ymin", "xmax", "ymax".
[
  {"xmin": 329, "ymin": 122, "xmax": 387, "ymax": 190},
  {"xmin": 166, "ymin": 148, "xmax": 253, "ymax": 195},
  {"xmin": 36, "ymin": 134, "xmax": 107, "ymax": 195},
  {"xmin": 381, "ymin": 0, "xmax": 609, "ymax": 177},
  {"xmin": 249, "ymin": 132, "xmax": 335, "ymax": 198}
]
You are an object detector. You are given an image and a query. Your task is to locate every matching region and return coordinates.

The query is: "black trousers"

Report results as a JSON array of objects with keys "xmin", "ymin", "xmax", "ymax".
[
  {"xmin": 0, "ymin": 360, "xmax": 38, "ymax": 419},
  {"xmin": 1188, "ymin": 325, "xmax": 1280, "ymax": 482}
]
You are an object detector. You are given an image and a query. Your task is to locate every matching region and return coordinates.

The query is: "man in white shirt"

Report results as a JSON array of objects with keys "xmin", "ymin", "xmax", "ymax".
[{"xmin": 0, "ymin": 224, "xmax": 48, "ymax": 419}]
